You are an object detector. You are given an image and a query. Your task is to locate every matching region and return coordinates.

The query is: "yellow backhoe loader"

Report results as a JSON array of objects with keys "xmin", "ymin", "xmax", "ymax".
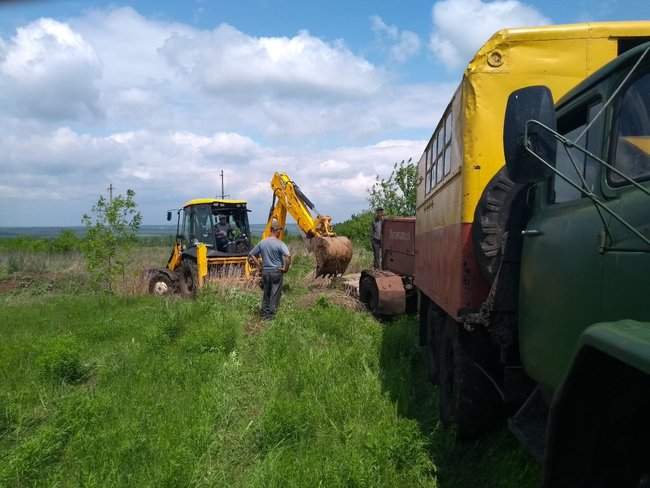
[
  {"xmin": 147, "ymin": 198, "xmax": 254, "ymax": 296},
  {"xmin": 263, "ymin": 172, "xmax": 353, "ymax": 276}
]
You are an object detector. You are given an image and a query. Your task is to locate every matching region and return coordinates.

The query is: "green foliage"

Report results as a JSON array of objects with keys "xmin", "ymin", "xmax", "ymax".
[
  {"xmin": 0, "ymin": 231, "xmax": 81, "ymax": 254},
  {"xmin": 37, "ymin": 339, "xmax": 89, "ymax": 384},
  {"xmin": 49, "ymin": 230, "xmax": 81, "ymax": 253},
  {"xmin": 81, "ymin": 189, "xmax": 142, "ymax": 292},
  {"xmin": 334, "ymin": 211, "xmax": 374, "ymax": 250},
  {"xmin": 0, "ymin": 260, "xmax": 539, "ymax": 487},
  {"xmin": 368, "ymin": 158, "xmax": 418, "ymax": 216}
]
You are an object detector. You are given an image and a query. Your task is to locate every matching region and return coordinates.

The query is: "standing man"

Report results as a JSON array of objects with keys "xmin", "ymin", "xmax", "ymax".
[
  {"xmin": 248, "ymin": 220, "xmax": 291, "ymax": 320},
  {"xmin": 371, "ymin": 208, "xmax": 384, "ymax": 269}
]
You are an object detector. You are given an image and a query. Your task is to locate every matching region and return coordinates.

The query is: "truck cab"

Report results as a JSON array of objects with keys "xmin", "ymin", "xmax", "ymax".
[{"xmin": 505, "ymin": 41, "xmax": 650, "ymax": 486}]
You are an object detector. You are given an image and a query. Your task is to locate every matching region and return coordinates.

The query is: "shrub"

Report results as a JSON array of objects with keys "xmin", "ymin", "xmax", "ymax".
[
  {"xmin": 334, "ymin": 211, "xmax": 373, "ymax": 250},
  {"xmin": 368, "ymin": 158, "xmax": 418, "ymax": 216},
  {"xmin": 81, "ymin": 189, "xmax": 142, "ymax": 292},
  {"xmin": 49, "ymin": 230, "xmax": 81, "ymax": 253},
  {"xmin": 37, "ymin": 340, "xmax": 89, "ymax": 384}
]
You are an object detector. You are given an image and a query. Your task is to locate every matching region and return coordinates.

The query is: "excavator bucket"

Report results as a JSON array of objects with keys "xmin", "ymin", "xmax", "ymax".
[{"xmin": 310, "ymin": 236, "xmax": 353, "ymax": 276}]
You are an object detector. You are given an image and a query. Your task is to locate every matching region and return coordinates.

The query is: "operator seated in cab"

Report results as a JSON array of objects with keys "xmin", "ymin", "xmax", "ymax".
[{"xmin": 214, "ymin": 214, "xmax": 238, "ymax": 251}]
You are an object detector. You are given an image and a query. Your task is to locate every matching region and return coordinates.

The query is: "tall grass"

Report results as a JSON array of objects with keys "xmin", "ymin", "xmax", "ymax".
[{"xmin": 0, "ymin": 239, "xmax": 539, "ymax": 487}]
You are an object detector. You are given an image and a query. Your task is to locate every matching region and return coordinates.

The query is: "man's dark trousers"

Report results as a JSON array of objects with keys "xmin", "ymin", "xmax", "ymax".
[
  {"xmin": 372, "ymin": 239, "xmax": 381, "ymax": 269},
  {"xmin": 261, "ymin": 270, "xmax": 283, "ymax": 319}
]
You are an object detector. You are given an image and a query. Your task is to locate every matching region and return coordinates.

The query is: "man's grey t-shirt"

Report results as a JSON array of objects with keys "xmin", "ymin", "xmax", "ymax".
[{"xmin": 249, "ymin": 237, "xmax": 290, "ymax": 272}]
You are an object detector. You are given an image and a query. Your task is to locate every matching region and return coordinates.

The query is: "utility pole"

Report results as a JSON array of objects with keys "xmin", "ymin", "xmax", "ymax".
[
  {"xmin": 108, "ymin": 183, "xmax": 113, "ymax": 203},
  {"xmin": 219, "ymin": 170, "xmax": 229, "ymax": 199}
]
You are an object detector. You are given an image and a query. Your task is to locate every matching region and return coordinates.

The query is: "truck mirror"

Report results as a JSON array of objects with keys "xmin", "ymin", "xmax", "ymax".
[
  {"xmin": 503, "ymin": 86, "xmax": 557, "ymax": 184},
  {"xmin": 166, "ymin": 211, "xmax": 172, "ymax": 221}
]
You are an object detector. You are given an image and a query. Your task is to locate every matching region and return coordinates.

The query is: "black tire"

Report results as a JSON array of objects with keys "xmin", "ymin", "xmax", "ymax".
[
  {"xmin": 425, "ymin": 303, "xmax": 445, "ymax": 385},
  {"xmin": 359, "ymin": 274, "xmax": 379, "ymax": 315},
  {"xmin": 178, "ymin": 261, "xmax": 198, "ymax": 298},
  {"xmin": 472, "ymin": 167, "xmax": 525, "ymax": 283},
  {"xmin": 148, "ymin": 271, "xmax": 174, "ymax": 296},
  {"xmin": 437, "ymin": 317, "xmax": 503, "ymax": 439},
  {"xmin": 418, "ymin": 292, "xmax": 429, "ymax": 346}
]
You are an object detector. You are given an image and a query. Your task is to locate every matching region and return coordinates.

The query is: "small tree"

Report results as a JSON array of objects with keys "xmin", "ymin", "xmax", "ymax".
[
  {"xmin": 368, "ymin": 158, "xmax": 418, "ymax": 216},
  {"xmin": 81, "ymin": 189, "xmax": 142, "ymax": 292}
]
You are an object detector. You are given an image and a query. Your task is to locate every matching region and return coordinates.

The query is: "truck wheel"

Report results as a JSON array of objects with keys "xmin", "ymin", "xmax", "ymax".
[
  {"xmin": 359, "ymin": 274, "xmax": 379, "ymax": 315},
  {"xmin": 148, "ymin": 271, "xmax": 174, "ymax": 296},
  {"xmin": 178, "ymin": 261, "xmax": 198, "ymax": 298},
  {"xmin": 425, "ymin": 303, "xmax": 445, "ymax": 385},
  {"xmin": 472, "ymin": 167, "xmax": 526, "ymax": 283},
  {"xmin": 437, "ymin": 317, "xmax": 503, "ymax": 438}
]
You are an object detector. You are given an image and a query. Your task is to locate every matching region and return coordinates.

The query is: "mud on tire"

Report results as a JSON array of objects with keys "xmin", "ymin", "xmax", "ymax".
[
  {"xmin": 425, "ymin": 303, "xmax": 445, "ymax": 385},
  {"xmin": 148, "ymin": 271, "xmax": 175, "ymax": 296},
  {"xmin": 472, "ymin": 167, "xmax": 526, "ymax": 283},
  {"xmin": 437, "ymin": 317, "xmax": 504, "ymax": 439},
  {"xmin": 178, "ymin": 261, "xmax": 198, "ymax": 298}
]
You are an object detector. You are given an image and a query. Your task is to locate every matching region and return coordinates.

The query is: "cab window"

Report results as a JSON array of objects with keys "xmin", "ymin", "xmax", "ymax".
[
  {"xmin": 609, "ymin": 72, "xmax": 650, "ymax": 186},
  {"xmin": 552, "ymin": 100, "xmax": 603, "ymax": 203}
]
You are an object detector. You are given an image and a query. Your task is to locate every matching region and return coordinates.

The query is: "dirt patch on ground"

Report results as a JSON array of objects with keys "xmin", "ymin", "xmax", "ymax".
[
  {"xmin": 297, "ymin": 287, "xmax": 364, "ymax": 312},
  {"xmin": 0, "ymin": 278, "xmax": 18, "ymax": 294}
]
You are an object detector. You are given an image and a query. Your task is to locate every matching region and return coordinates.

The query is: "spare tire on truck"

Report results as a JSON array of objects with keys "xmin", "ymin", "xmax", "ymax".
[{"xmin": 472, "ymin": 167, "xmax": 527, "ymax": 283}]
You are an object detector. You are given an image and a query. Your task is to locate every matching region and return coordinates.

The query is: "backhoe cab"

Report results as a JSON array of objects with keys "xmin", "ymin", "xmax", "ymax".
[{"xmin": 148, "ymin": 198, "xmax": 254, "ymax": 296}]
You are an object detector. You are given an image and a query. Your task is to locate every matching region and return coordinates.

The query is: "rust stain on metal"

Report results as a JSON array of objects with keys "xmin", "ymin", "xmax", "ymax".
[{"xmin": 364, "ymin": 270, "xmax": 406, "ymax": 315}]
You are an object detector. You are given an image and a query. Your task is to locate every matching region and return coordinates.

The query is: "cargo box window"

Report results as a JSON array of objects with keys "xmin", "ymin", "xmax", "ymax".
[
  {"xmin": 610, "ymin": 72, "xmax": 650, "ymax": 186},
  {"xmin": 429, "ymin": 149, "xmax": 435, "ymax": 191},
  {"xmin": 425, "ymin": 108, "xmax": 454, "ymax": 195},
  {"xmin": 425, "ymin": 147, "xmax": 432, "ymax": 193}
]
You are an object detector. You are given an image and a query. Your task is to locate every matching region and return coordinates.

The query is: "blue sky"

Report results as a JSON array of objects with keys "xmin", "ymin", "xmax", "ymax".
[{"xmin": 0, "ymin": 0, "xmax": 649, "ymax": 226}]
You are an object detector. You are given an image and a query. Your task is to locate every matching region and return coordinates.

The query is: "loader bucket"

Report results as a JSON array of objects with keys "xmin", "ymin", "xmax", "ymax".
[{"xmin": 310, "ymin": 236, "xmax": 353, "ymax": 276}]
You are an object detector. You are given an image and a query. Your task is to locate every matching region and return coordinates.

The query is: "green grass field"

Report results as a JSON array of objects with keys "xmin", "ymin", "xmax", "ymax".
[{"xmin": 0, "ymin": 245, "xmax": 540, "ymax": 487}]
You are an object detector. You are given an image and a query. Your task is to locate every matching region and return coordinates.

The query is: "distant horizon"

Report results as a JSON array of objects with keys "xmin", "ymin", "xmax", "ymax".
[{"xmin": 0, "ymin": 223, "xmax": 303, "ymax": 239}]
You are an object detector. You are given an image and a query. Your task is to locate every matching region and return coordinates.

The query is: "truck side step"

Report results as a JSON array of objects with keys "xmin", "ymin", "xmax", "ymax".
[{"xmin": 508, "ymin": 386, "xmax": 548, "ymax": 463}]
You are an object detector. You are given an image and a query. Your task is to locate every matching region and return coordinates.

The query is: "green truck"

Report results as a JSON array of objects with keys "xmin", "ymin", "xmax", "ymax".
[{"xmin": 496, "ymin": 40, "xmax": 650, "ymax": 486}]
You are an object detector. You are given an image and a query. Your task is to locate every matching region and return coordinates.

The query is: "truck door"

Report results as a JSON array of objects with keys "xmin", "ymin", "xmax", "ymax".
[
  {"xmin": 601, "ymin": 70, "xmax": 650, "ymax": 320},
  {"xmin": 518, "ymin": 98, "xmax": 607, "ymax": 393}
]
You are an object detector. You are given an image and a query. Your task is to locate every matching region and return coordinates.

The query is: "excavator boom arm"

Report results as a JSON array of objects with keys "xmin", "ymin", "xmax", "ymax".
[
  {"xmin": 262, "ymin": 172, "xmax": 334, "ymax": 239},
  {"xmin": 261, "ymin": 172, "xmax": 351, "ymax": 276}
]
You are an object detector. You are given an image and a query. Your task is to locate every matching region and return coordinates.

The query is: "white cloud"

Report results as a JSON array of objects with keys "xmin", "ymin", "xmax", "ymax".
[
  {"xmin": 160, "ymin": 24, "xmax": 383, "ymax": 99},
  {"xmin": 370, "ymin": 15, "xmax": 421, "ymax": 63},
  {"xmin": 61, "ymin": 7, "xmax": 433, "ymax": 138},
  {"xmin": 71, "ymin": 7, "xmax": 192, "ymax": 90},
  {"xmin": 0, "ymin": 7, "xmax": 448, "ymax": 226},
  {"xmin": 429, "ymin": 0, "xmax": 550, "ymax": 68},
  {"xmin": 0, "ymin": 18, "xmax": 102, "ymax": 120},
  {"xmin": 0, "ymin": 123, "xmax": 425, "ymax": 224}
]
